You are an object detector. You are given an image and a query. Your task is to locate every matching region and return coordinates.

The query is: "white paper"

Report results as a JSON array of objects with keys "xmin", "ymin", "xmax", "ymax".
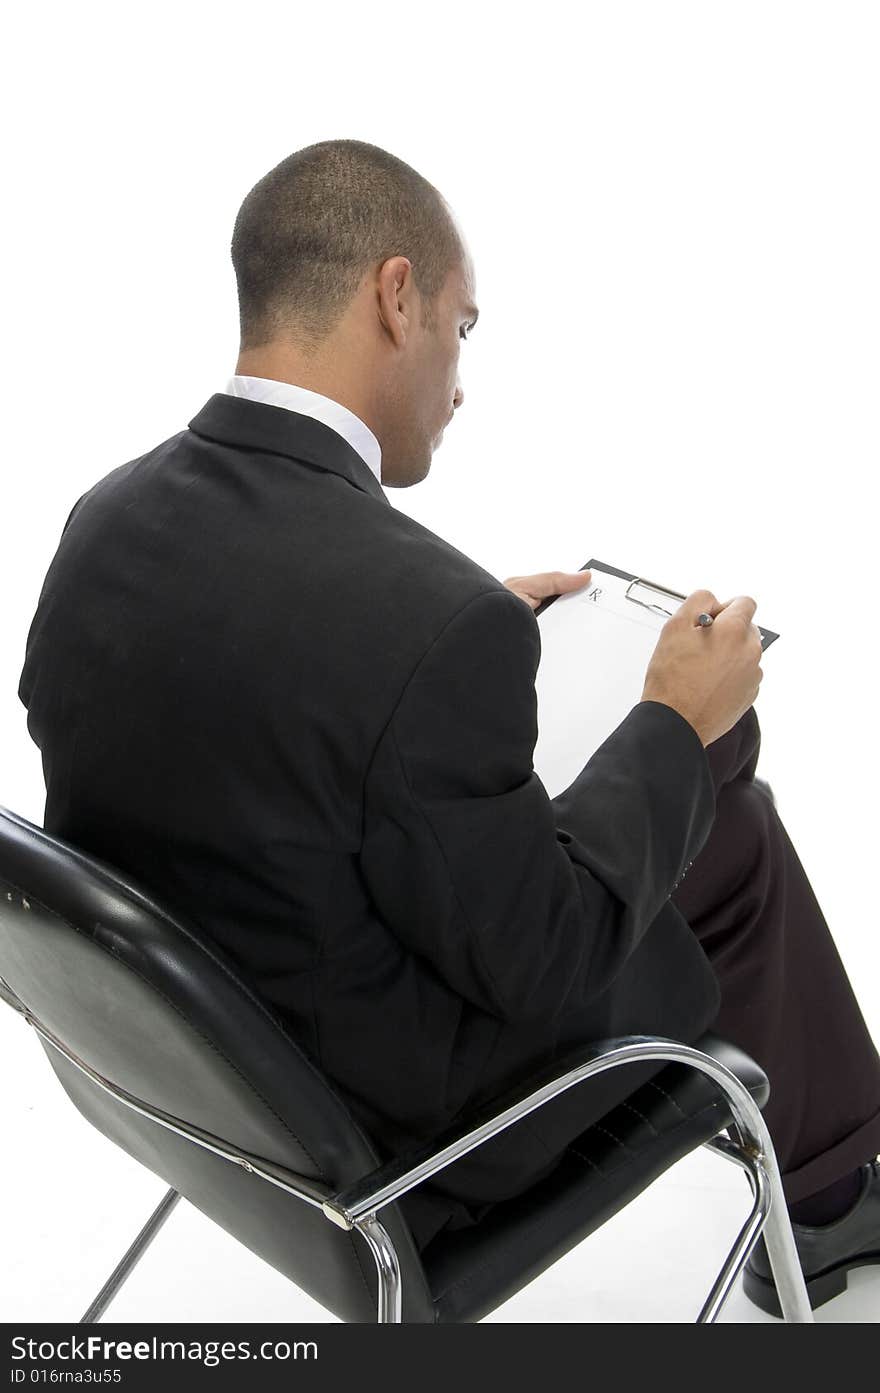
[{"xmin": 532, "ymin": 566, "xmax": 672, "ymax": 799}]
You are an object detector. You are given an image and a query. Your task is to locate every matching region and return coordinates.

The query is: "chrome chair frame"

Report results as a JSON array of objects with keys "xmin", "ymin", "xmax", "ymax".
[{"xmin": 2, "ymin": 974, "xmax": 813, "ymax": 1323}]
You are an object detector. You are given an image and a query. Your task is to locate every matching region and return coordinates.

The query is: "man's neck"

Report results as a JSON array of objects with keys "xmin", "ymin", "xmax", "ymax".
[{"xmin": 234, "ymin": 352, "xmax": 377, "ymax": 434}]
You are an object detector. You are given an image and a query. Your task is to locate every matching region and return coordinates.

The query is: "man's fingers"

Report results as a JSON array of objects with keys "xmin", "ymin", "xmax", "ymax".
[
  {"xmin": 554, "ymin": 569, "xmax": 592, "ymax": 590},
  {"xmin": 676, "ymin": 589, "xmax": 721, "ymax": 622},
  {"xmin": 504, "ymin": 570, "xmax": 592, "ymax": 598},
  {"xmin": 717, "ymin": 594, "xmax": 758, "ymax": 625},
  {"xmin": 677, "ymin": 590, "xmax": 758, "ymax": 628}
]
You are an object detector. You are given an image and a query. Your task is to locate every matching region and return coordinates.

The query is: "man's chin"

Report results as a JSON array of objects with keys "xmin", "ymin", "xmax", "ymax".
[{"xmin": 383, "ymin": 456, "xmax": 432, "ymax": 488}]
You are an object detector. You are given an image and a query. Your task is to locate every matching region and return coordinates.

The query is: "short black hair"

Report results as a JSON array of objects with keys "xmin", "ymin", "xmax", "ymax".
[{"xmin": 230, "ymin": 139, "xmax": 464, "ymax": 352}]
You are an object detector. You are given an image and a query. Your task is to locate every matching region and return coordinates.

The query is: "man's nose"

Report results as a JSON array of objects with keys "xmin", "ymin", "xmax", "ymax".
[{"xmin": 453, "ymin": 381, "xmax": 464, "ymax": 411}]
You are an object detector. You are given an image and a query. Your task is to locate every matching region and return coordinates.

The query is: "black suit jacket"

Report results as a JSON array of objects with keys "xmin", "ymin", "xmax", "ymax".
[{"xmin": 18, "ymin": 392, "xmax": 722, "ymax": 1250}]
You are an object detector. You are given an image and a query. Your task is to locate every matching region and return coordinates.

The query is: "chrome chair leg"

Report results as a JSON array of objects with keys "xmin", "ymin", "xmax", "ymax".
[
  {"xmin": 79, "ymin": 1187, "xmax": 181, "ymax": 1323},
  {"xmin": 353, "ymin": 1214, "xmax": 402, "ymax": 1322},
  {"xmin": 686, "ymin": 1059, "xmax": 810, "ymax": 1320},
  {"xmin": 699, "ymin": 1117, "xmax": 811, "ymax": 1322},
  {"xmin": 698, "ymin": 1136, "xmax": 770, "ymax": 1321}
]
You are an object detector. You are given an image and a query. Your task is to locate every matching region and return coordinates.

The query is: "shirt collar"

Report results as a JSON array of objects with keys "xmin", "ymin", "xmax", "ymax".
[{"xmin": 223, "ymin": 375, "xmax": 382, "ymax": 485}]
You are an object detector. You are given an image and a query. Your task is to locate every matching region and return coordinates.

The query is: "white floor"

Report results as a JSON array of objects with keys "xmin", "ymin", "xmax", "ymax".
[{"xmin": 2, "ymin": 1010, "xmax": 877, "ymax": 1325}]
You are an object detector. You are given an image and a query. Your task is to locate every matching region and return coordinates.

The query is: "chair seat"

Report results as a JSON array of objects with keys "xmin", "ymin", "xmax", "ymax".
[{"xmin": 422, "ymin": 1032, "xmax": 768, "ymax": 1322}]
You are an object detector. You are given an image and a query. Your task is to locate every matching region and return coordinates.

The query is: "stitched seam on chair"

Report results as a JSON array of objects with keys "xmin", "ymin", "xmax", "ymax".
[
  {"xmin": 590, "ymin": 1123, "xmax": 635, "ymax": 1153},
  {"xmin": 563, "ymin": 1145, "xmax": 605, "ymax": 1172},
  {"xmin": 644, "ymin": 1080, "xmax": 688, "ymax": 1117},
  {"xmin": 619, "ymin": 1101, "xmax": 658, "ymax": 1134},
  {"xmin": 431, "ymin": 1095, "xmax": 728, "ymax": 1306}
]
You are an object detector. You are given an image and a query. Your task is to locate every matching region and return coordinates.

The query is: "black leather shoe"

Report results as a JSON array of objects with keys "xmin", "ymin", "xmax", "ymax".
[{"xmin": 742, "ymin": 1159, "xmax": 880, "ymax": 1315}]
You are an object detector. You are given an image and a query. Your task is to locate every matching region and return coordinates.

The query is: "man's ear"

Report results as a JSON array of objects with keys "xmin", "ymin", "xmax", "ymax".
[{"xmin": 376, "ymin": 255, "xmax": 415, "ymax": 348}]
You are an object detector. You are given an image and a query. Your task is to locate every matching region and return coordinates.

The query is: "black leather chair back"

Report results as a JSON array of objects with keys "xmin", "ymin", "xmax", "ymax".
[{"xmin": 0, "ymin": 805, "xmax": 435, "ymax": 1323}]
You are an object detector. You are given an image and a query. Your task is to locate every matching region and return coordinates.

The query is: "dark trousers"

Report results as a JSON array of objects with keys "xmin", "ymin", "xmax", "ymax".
[{"xmin": 669, "ymin": 705, "xmax": 880, "ymax": 1203}]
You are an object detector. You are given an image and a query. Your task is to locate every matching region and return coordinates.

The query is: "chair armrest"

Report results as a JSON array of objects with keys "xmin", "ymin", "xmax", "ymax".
[{"xmin": 323, "ymin": 1034, "xmax": 760, "ymax": 1230}]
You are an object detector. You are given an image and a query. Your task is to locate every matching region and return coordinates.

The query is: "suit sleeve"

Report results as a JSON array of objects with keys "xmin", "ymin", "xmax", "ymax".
[{"xmin": 359, "ymin": 588, "xmax": 716, "ymax": 1024}]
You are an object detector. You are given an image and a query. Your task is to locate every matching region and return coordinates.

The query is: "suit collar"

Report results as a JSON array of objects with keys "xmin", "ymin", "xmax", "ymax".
[{"xmin": 187, "ymin": 394, "xmax": 390, "ymax": 506}]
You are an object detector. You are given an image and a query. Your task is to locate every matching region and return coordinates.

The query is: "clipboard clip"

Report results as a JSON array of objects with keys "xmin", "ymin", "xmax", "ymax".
[{"xmin": 625, "ymin": 576, "xmax": 687, "ymax": 619}]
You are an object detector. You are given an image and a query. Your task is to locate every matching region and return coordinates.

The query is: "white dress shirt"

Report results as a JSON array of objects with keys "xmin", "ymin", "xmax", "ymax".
[{"xmin": 223, "ymin": 375, "xmax": 383, "ymax": 484}]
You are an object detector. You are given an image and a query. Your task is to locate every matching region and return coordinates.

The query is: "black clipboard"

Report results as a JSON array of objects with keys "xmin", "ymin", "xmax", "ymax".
[{"xmin": 534, "ymin": 558, "xmax": 780, "ymax": 651}]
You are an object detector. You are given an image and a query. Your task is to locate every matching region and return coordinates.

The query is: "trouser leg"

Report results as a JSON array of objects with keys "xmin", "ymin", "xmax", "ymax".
[{"xmin": 670, "ymin": 706, "xmax": 880, "ymax": 1202}]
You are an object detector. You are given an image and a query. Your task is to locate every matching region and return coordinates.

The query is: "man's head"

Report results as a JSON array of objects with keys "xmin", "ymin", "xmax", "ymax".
[{"xmin": 230, "ymin": 139, "xmax": 479, "ymax": 487}]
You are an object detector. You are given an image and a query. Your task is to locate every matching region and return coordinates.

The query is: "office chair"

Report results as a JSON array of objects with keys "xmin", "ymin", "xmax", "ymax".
[{"xmin": 0, "ymin": 802, "xmax": 812, "ymax": 1323}]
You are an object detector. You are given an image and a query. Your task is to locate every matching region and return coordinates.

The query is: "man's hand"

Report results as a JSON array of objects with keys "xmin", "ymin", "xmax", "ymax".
[
  {"xmin": 502, "ymin": 569, "xmax": 593, "ymax": 611},
  {"xmin": 640, "ymin": 589, "xmax": 764, "ymax": 747}
]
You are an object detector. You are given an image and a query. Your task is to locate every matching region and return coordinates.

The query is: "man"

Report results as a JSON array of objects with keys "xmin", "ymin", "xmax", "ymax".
[{"xmin": 18, "ymin": 139, "xmax": 880, "ymax": 1316}]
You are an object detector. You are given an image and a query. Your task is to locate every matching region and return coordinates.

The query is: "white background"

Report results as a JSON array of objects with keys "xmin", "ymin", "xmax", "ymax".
[{"xmin": 1, "ymin": 1, "xmax": 877, "ymax": 1324}]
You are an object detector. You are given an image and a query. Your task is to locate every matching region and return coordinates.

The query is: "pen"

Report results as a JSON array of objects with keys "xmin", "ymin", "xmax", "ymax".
[{"xmin": 697, "ymin": 612, "xmax": 714, "ymax": 627}]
